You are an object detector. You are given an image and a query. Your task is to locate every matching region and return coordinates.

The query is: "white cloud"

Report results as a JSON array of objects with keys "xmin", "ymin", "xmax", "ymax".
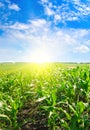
[
  {"xmin": 73, "ymin": 29, "xmax": 89, "ymax": 39},
  {"xmin": 66, "ymin": 16, "xmax": 78, "ymax": 21},
  {"xmin": 0, "ymin": 48, "xmax": 24, "ymax": 62},
  {"xmin": 41, "ymin": 0, "xmax": 48, "ymax": 3},
  {"xmin": 86, "ymin": 40, "xmax": 90, "ymax": 45},
  {"xmin": 40, "ymin": 0, "xmax": 90, "ymax": 23},
  {"xmin": 73, "ymin": 0, "xmax": 80, "ymax": 4},
  {"xmin": 8, "ymin": 22, "xmax": 30, "ymax": 30},
  {"xmin": 48, "ymin": 2, "xmax": 53, "ymax": 8},
  {"xmin": 0, "ymin": 19, "xmax": 90, "ymax": 62},
  {"xmin": 8, "ymin": 4, "xmax": 20, "ymax": 11},
  {"xmin": 5, "ymin": 0, "xmax": 11, "ymax": 4},
  {"xmin": 45, "ymin": 6, "xmax": 55, "ymax": 16},
  {"xmin": 30, "ymin": 19, "xmax": 48, "ymax": 27},
  {"xmin": 54, "ymin": 15, "xmax": 61, "ymax": 22},
  {"xmin": 0, "ymin": 2, "xmax": 4, "ymax": 7},
  {"xmin": 75, "ymin": 45, "xmax": 90, "ymax": 53},
  {"xmin": 0, "ymin": 1, "xmax": 21, "ymax": 24}
]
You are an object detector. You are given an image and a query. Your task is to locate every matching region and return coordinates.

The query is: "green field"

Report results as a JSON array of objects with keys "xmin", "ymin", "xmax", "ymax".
[{"xmin": 0, "ymin": 63, "xmax": 90, "ymax": 130}]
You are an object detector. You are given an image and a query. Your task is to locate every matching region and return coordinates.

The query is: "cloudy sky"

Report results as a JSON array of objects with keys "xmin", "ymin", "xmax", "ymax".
[{"xmin": 0, "ymin": 0, "xmax": 90, "ymax": 62}]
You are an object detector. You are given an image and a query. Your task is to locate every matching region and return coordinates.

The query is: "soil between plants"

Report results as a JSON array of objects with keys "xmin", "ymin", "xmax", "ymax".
[{"xmin": 17, "ymin": 101, "xmax": 48, "ymax": 130}]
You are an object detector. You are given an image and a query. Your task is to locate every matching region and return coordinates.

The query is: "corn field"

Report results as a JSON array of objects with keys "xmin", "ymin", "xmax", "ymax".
[{"xmin": 0, "ymin": 63, "xmax": 90, "ymax": 130}]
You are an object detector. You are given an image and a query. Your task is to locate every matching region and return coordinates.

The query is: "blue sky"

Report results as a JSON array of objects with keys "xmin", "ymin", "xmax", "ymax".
[{"xmin": 0, "ymin": 0, "xmax": 90, "ymax": 62}]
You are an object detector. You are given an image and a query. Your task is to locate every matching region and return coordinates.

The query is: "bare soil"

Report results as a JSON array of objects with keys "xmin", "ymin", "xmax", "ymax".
[{"xmin": 17, "ymin": 101, "xmax": 48, "ymax": 130}]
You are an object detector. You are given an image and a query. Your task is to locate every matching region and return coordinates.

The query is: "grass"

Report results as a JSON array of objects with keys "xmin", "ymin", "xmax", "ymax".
[{"xmin": 0, "ymin": 62, "xmax": 90, "ymax": 130}]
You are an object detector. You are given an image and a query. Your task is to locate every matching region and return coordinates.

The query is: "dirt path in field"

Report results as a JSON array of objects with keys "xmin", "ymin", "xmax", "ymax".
[{"xmin": 17, "ymin": 101, "xmax": 48, "ymax": 130}]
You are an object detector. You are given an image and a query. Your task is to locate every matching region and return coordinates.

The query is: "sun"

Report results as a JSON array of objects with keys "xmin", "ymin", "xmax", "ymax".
[{"xmin": 30, "ymin": 50, "xmax": 51, "ymax": 63}]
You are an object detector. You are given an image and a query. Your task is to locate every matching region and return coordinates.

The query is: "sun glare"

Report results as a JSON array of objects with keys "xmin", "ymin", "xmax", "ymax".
[{"xmin": 31, "ymin": 50, "xmax": 51, "ymax": 63}]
